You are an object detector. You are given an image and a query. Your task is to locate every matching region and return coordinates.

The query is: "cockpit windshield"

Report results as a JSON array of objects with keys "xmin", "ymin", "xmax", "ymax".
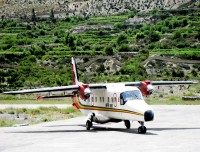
[{"xmin": 120, "ymin": 90, "xmax": 143, "ymax": 104}]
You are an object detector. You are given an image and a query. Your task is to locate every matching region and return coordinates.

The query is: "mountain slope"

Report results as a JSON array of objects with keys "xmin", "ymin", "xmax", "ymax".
[{"xmin": 0, "ymin": 0, "xmax": 196, "ymax": 18}]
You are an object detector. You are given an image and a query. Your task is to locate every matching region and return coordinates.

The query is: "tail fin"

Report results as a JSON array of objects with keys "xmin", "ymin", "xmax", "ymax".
[{"xmin": 71, "ymin": 57, "xmax": 79, "ymax": 85}]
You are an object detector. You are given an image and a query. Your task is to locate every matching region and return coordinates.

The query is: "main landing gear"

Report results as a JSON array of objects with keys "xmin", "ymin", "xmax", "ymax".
[
  {"xmin": 138, "ymin": 121, "xmax": 147, "ymax": 134},
  {"xmin": 86, "ymin": 113, "xmax": 95, "ymax": 130},
  {"xmin": 124, "ymin": 120, "xmax": 131, "ymax": 129},
  {"xmin": 86, "ymin": 120, "xmax": 93, "ymax": 130}
]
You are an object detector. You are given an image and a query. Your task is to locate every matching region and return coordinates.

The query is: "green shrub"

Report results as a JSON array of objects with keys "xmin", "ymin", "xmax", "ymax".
[
  {"xmin": 147, "ymin": 31, "xmax": 160, "ymax": 43},
  {"xmin": 97, "ymin": 64, "xmax": 105, "ymax": 73},
  {"xmin": 117, "ymin": 34, "xmax": 128, "ymax": 45},
  {"xmin": 114, "ymin": 23, "xmax": 123, "ymax": 29},
  {"xmin": 83, "ymin": 44, "xmax": 91, "ymax": 51},
  {"xmin": 173, "ymin": 31, "xmax": 182, "ymax": 39},
  {"xmin": 118, "ymin": 44, "xmax": 131, "ymax": 52},
  {"xmin": 136, "ymin": 33, "xmax": 145, "ymax": 40},
  {"xmin": 39, "ymin": 30, "xmax": 46, "ymax": 36},
  {"xmin": 95, "ymin": 45, "xmax": 103, "ymax": 51},
  {"xmin": 104, "ymin": 45, "xmax": 114, "ymax": 55}
]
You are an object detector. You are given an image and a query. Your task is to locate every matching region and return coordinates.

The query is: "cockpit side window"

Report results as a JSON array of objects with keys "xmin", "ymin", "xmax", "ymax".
[
  {"xmin": 120, "ymin": 90, "xmax": 143, "ymax": 105},
  {"xmin": 120, "ymin": 93, "xmax": 126, "ymax": 105}
]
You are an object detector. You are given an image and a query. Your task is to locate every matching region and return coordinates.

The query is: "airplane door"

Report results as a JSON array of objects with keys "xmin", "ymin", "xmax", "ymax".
[{"xmin": 113, "ymin": 93, "xmax": 117, "ymax": 107}]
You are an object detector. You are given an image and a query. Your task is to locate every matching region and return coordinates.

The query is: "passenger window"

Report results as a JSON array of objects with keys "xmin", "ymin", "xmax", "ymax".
[
  {"xmin": 95, "ymin": 97, "xmax": 97, "ymax": 102},
  {"xmin": 107, "ymin": 97, "xmax": 109, "ymax": 102}
]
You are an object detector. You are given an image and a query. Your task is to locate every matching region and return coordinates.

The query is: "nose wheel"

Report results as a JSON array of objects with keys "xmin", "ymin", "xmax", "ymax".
[
  {"xmin": 138, "ymin": 121, "xmax": 147, "ymax": 134},
  {"xmin": 138, "ymin": 126, "xmax": 147, "ymax": 134}
]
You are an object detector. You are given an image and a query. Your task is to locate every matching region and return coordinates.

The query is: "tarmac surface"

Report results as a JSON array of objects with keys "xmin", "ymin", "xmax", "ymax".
[{"xmin": 0, "ymin": 105, "xmax": 200, "ymax": 152}]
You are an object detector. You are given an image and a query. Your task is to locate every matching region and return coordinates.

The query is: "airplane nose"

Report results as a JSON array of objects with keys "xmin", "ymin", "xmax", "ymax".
[{"xmin": 144, "ymin": 110, "xmax": 154, "ymax": 121}]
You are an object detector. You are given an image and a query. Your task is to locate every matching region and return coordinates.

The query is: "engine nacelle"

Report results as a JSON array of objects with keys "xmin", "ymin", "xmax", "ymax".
[
  {"xmin": 79, "ymin": 84, "xmax": 91, "ymax": 100},
  {"xmin": 139, "ymin": 80, "xmax": 154, "ymax": 96}
]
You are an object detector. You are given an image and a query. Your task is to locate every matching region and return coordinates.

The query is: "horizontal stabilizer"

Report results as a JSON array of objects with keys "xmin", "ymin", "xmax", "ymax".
[{"xmin": 37, "ymin": 95, "xmax": 73, "ymax": 99}]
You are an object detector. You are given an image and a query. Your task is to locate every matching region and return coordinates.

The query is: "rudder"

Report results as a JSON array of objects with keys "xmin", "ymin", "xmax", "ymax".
[{"xmin": 71, "ymin": 57, "xmax": 79, "ymax": 85}]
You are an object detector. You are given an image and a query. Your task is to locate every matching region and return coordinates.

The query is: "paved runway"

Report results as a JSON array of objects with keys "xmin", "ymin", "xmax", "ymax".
[{"xmin": 0, "ymin": 105, "xmax": 200, "ymax": 152}]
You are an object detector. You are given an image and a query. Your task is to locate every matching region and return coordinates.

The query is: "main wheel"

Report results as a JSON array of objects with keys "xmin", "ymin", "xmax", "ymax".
[
  {"xmin": 124, "ymin": 120, "xmax": 131, "ymax": 129},
  {"xmin": 138, "ymin": 126, "xmax": 147, "ymax": 134},
  {"xmin": 86, "ymin": 120, "xmax": 92, "ymax": 130}
]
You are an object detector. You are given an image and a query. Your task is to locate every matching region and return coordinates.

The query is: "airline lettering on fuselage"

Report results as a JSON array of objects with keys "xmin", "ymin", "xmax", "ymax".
[{"xmin": 106, "ymin": 103, "xmax": 113, "ymax": 108}]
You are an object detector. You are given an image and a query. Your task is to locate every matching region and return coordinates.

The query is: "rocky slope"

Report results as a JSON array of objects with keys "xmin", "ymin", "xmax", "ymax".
[
  {"xmin": 0, "ymin": 0, "xmax": 196, "ymax": 18},
  {"xmin": 144, "ymin": 55, "xmax": 200, "ymax": 80}
]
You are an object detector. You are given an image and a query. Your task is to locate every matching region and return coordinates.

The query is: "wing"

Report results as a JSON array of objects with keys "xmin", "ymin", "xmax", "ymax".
[
  {"xmin": 89, "ymin": 84, "xmax": 107, "ymax": 89},
  {"xmin": 2, "ymin": 85, "xmax": 79, "ymax": 95},
  {"xmin": 2, "ymin": 83, "xmax": 107, "ymax": 95},
  {"xmin": 125, "ymin": 80, "xmax": 197, "ymax": 96},
  {"xmin": 151, "ymin": 81, "xmax": 198, "ymax": 85},
  {"xmin": 125, "ymin": 81, "xmax": 197, "ymax": 86},
  {"xmin": 125, "ymin": 82, "xmax": 141, "ymax": 86}
]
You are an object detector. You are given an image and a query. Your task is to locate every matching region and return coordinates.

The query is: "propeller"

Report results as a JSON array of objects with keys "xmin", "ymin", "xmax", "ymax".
[{"xmin": 139, "ymin": 80, "xmax": 154, "ymax": 96}]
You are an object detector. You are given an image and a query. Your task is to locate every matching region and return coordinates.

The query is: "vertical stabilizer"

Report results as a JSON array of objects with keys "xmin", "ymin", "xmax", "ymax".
[{"xmin": 71, "ymin": 57, "xmax": 79, "ymax": 85}]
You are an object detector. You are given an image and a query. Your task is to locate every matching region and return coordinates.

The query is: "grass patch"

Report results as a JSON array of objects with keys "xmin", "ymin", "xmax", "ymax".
[
  {"xmin": 0, "ymin": 95, "xmax": 72, "ymax": 104},
  {"xmin": 0, "ymin": 118, "xmax": 18, "ymax": 127},
  {"xmin": 150, "ymin": 48, "xmax": 200, "ymax": 55},
  {"xmin": 146, "ymin": 95, "xmax": 200, "ymax": 105},
  {"xmin": 0, "ymin": 107, "xmax": 82, "ymax": 127}
]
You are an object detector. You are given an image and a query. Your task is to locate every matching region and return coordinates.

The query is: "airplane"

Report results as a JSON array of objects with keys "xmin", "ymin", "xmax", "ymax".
[{"xmin": 2, "ymin": 57, "xmax": 198, "ymax": 134}]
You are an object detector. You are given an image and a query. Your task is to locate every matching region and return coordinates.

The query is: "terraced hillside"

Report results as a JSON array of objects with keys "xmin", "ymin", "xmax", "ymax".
[
  {"xmin": 0, "ymin": 0, "xmax": 197, "ymax": 19},
  {"xmin": 0, "ymin": 2, "xmax": 200, "ymax": 92}
]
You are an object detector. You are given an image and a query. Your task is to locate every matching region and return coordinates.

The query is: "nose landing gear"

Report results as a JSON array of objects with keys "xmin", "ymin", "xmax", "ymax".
[{"xmin": 138, "ymin": 121, "xmax": 147, "ymax": 134}]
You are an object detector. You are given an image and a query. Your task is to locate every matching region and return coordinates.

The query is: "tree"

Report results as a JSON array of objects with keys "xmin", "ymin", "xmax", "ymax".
[
  {"xmin": 68, "ymin": 34, "xmax": 75, "ymax": 48},
  {"xmin": 31, "ymin": 8, "xmax": 36, "ymax": 22},
  {"xmin": 182, "ymin": 19, "xmax": 188, "ymax": 27},
  {"xmin": 65, "ymin": 33, "xmax": 76, "ymax": 48},
  {"xmin": 173, "ymin": 31, "xmax": 182, "ymax": 39},
  {"xmin": 97, "ymin": 64, "xmax": 105, "ymax": 73},
  {"xmin": 191, "ymin": 70, "xmax": 197, "ymax": 77},
  {"xmin": 117, "ymin": 34, "xmax": 128, "ymax": 45},
  {"xmin": 136, "ymin": 33, "xmax": 145, "ymax": 41},
  {"xmin": 104, "ymin": 46, "xmax": 114, "ymax": 55},
  {"xmin": 148, "ymin": 31, "xmax": 160, "ymax": 43},
  {"xmin": 118, "ymin": 44, "xmax": 131, "ymax": 52},
  {"xmin": 50, "ymin": 9, "xmax": 56, "ymax": 23},
  {"xmin": 1, "ymin": 15, "xmax": 5, "ymax": 21}
]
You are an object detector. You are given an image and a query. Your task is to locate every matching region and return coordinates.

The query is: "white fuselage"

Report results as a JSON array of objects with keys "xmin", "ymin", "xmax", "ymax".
[{"xmin": 76, "ymin": 83, "xmax": 153, "ymax": 123}]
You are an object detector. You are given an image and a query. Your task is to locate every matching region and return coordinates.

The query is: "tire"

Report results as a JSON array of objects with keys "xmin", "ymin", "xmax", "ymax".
[
  {"xmin": 124, "ymin": 120, "xmax": 131, "ymax": 129},
  {"xmin": 138, "ymin": 126, "xmax": 147, "ymax": 134},
  {"xmin": 86, "ymin": 120, "xmax": 92, "ymax": 130}
]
